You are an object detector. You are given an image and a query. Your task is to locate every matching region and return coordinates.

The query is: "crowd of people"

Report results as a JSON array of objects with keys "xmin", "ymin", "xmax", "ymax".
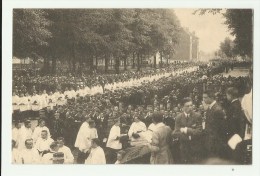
[{"xmin": 11, "ymin": 60, "xmax": 252, "ymax": 164}]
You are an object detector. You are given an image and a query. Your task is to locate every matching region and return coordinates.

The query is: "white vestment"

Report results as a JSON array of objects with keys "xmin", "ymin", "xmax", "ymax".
[
  {"xmin": 17, "ymin": 126, "xmax": 33, "ymax": 151},
  {"xmin": 106, "ymin": 125, "xmax": 122, "ymax": 150},
  {"xmin": 85, "ymin": 146, "xmax": 106, "ymax": 164},
  {"xmin": 58, "ymin": 145, "xmax": 74, "ymax": 164},
  {"xmin": 18, "ymin": 148, "xmax": 40, "ymax": 164},
  {"xmin": 32, "ymin": 126, "xmax": 51, "ymax": 144}
]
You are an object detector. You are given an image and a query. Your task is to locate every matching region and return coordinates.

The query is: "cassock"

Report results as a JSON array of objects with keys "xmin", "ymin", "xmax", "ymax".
[
  {"xmin": 31, "ymin": 94, "xmax": 41, "ymax": 111},
  {"xmin": 34, "ymin": 137, "xmax": 54, "ymax": 153},
  {"xmin": 128, "ymin": 121, "xmax": 147, "ymax": 138},
  {"xmin": 85, "ymin": 146, "xmax": 106, "ymax": 164},
  {"xmin": 12, "ymin": 148, "xmax": 20, "ymax": 164},
  {"xmin": 18, "ymin": 148, "xmax": 40, "ymax": 164},
  {"xmin": 106, "ymin": 125, "xmax": 122, "ymax": 150},
  {"xmin": 74, "ymin": 122, "xmax": 91, "ymax": 151},
  {"xmin": 12, "ymin": 127, "xmax": 20, "ymax": 146},
  {"xmin": 17, "ymin": 126, "xmax": 33, "ymax": 151},
  {"xmin": 32, "ymin": 126, "xmax": 51, "ymax": 144},
  {"xmin": 58, "ymin": 145, "xmax": 74, "ymax": 164}
]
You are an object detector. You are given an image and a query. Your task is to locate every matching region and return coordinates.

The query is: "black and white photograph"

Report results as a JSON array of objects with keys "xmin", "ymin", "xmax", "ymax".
[{"xmin": 2, "ymin": 0, "xmax": 260, "ymax": 176}]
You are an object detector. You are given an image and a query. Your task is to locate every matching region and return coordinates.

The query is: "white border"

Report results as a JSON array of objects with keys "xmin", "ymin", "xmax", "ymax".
[{"xmin": 2, "ymin": 0, "xmax": 260, "ymax": 176}]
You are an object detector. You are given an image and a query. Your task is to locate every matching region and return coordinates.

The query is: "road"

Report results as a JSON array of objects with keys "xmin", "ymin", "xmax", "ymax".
[{"xmin": 222, "ymin": 68, "xmax": 249, "ymax": 78}]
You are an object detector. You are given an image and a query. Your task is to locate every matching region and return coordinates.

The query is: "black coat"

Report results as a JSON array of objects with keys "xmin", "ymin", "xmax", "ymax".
[
  {"xmin": 226, "ymin": 99, "xmax": 247, "ymax": 139},
  {"xmin": 204, "ymin": 102, "xmax": 228, "ymax": 158},
  {"xmin": 172, "ymin": 111, "xmax": 203, "ymax": 163}
]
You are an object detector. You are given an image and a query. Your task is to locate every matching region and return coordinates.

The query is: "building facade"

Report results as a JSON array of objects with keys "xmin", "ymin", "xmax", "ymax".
[{"xmin": 173, "ymin": 28, "xmax": 199, "ymax": 61}]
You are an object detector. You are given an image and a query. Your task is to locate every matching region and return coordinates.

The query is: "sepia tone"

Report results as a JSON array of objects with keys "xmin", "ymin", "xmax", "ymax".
[{"xmin": 11, "ymin": 8, "xmax": 253, "ymax": 165}]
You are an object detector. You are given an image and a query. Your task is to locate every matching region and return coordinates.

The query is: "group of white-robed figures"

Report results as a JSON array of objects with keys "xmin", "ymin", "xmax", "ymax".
[
  {"xmin": 12, "ymin": 119, "xmax": 74, "ymax": 164},
  {"xmin": 74, "ymin": 112, "xmax": 174, "ymax": 164}
]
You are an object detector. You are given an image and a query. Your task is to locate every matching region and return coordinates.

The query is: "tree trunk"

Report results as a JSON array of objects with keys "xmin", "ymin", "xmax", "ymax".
[
  {"xmin": 132, "ymin": 52, "xmax": 135, "ymax": 69},
  {"xmin": 43, "ymin": 58, "xmax": 49, "ymax": 74},
  {"xmin": 72, "ymin": 59, "xmax": 76, "ymax": 73},
  {"xmin": 115, "ymin": 57, "xmax": 120, "ymax": 74},
  {"xmin": 72, "ymin": 44, "xmax": 76, "ymax": 74},
  {"xmin": 154, "ymin": 54, "xmax": 157, "ymax": 69},
  {"xmin": 52, "ymin": 58, "xmax": 57, "ymax": 75},
  {"xmin": 90, "ymin": 55, "xmax": 94, "ymax": 74},
  {"xmin": 78, "ymin": 58, "xmax": 82, "ymax": 75},
  {"xmin": 95, "ymin": 55, "xmax": 98, "ymax": 70},
  {"xmin": 137, "ymin": 52, "xmax": 140, "ymax": 71},
  {"xmin": 160, "ymin": 51, "xmax": 163, "ymax": 68},
  {"xmin": 105, "ymin": 54, "xmax": 109, "ymax": 73},
  {"xmin": 124, "ymin": 55, "xmax": 127, "ymax": 71}
]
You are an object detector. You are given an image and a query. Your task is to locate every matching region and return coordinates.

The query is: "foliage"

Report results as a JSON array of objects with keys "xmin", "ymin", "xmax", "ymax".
[
  {"xmin": 13, "ymin": 9, "xmax": 52, "ymax": 59},
  {"xmin": 13, "ymin": 9, "xmax": 182, "ymax": 74},
  {"xmin": 194, "ymin": 8, "xmax": 253, "ymax": 57},
  {"xmin": 220, "ymin": 37, "xmax": 234, "ymax": 58}
]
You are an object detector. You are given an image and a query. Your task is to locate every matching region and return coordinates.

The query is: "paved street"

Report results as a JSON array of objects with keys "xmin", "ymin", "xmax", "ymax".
[{"xmin": 222, "ymin": 68, "xmax": 249, "ymax": 77}]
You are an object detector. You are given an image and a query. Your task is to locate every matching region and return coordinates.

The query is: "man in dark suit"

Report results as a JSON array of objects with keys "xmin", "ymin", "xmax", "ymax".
[
  {"xmin": 226, "ymin": 87, "xmax": 247, "ymax": 140},
  {"xmin": 202, "ymin": 90, "xmax": 228, "ymax": 160},
  {"xmin": 172, "ymin": 97, "xmax": 203, "ymax": 164},
  {"xmin": 226, "ymin": 87, "xmax": 249, "ymax": 163}
]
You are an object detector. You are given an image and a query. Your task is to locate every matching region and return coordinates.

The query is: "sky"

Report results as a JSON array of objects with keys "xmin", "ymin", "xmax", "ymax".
[{"xmin": 174, "ymin": 9, "xmax": 234, "ymax": 54}]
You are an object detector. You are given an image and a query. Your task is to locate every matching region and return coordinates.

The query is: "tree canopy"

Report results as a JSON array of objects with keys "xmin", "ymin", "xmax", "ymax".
[
  {"xmin": 13, "ymin": 9, "xmax": 183, "ymax": 74},
  {"xmin": 194, "ymin": 9, "xmax": 253, "ymax": 58}
]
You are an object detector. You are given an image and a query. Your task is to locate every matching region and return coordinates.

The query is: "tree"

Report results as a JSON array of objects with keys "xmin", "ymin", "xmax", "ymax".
[
  {"xmin": 194, "ymin": 9, "xmax": 253, "ymax": 57},
  {"xmin": 224, "ymin": 9, "xmax": 253, "ymax": 57},
  {"xmin": 13, "ymin": 9, "xmax": 182, "ymax": 75},
  {"xmin": 220, "ymin": 37, "xmax": 234, "ymax": 58},
  {"xmin": 13, "ymin": 9, "xmax": 52, "ymax": 59}
]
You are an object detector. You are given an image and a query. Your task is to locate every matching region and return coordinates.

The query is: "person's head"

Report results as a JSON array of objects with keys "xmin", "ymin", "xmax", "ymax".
[
  {"xmin": 114, "ymin": 106, "xmax": 119, "ymax": 111},
  {"xmin": 54, "ymin": 111, "xmax": 60, "ymax": 119},
  {"xmin": 38, "ymin": 119, "xmax": 46, "ymax": 127},
  {"xmin": 152, "ymin": 112, "xmax": 163, "ymax": 124},
  {"xmin": 226, "ymin": 87, "xmax": 239, "ymax": 101},
  {"xmin": 50, "ymin": 141, "xmax": 59, "ymax": 152},
  {"xmin": 57, "ymin": 137, "xmax": 65, "ymax": 148},
  {"xmin": 25, "ymin": 139, "xmax": 34, "ymax": 149},
  {"xmin": 14, "ymin": 121, "xmax": 21, "ymax": 129},
  {"xmin": 84, "ymin": 114, "xmax": 90, "ymax": 121},
  {"xmin": 114, "ymin": 118, "xmax": 120, "ymax": 126},
  {"xmin": 82, "ymin": 109, "xmax": 88, "ymax": 116},
  {"xmin": 182, "ymin": 97, "xmax": 193, "ymax": 114},
  {"xmin": 91, "ymin": 138, "xmax": 100, "ymax": 148},
  {"xmin": 46, "ymin": 105, "xmax": 51, "ymax": 111},
  {"xmin": 41, "ymin": 130, "xmax": 48, "ymax": 139},
  {"xmin": 89, "ymin": 120, "xmax": 96, "ymax": 128},
  {"xmin": 203, "ymin": 90, "xmax": 215, "ymax": 105},
  {"xmin": 24, "ymin": 120, "xmax": 31, "ymax": 128},
  {"xmin": 133, "ymin": 115, "xmax": 140, "ymax": 122},
  {"xmin": 116, "ymin": 150, "xmax": 126, "ymax": 162}
]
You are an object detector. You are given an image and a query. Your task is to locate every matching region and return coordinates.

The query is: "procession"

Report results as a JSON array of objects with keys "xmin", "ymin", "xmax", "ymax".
[{"xmin": 10, "ymin": 8, "xmax": 253, "ymax": 165}]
